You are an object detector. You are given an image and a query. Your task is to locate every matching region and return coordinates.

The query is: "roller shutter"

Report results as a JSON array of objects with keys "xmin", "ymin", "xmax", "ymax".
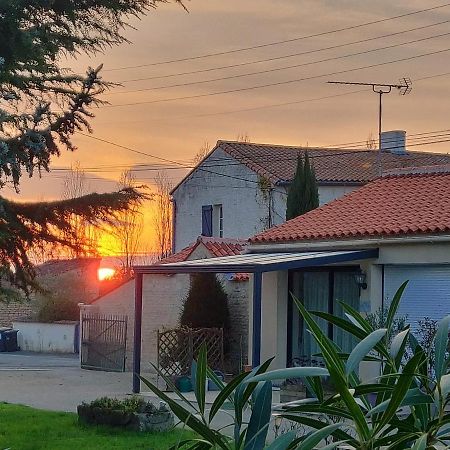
[{"xmin": 384, "ymin": 264, "xmax": 450, "ymax": 333}]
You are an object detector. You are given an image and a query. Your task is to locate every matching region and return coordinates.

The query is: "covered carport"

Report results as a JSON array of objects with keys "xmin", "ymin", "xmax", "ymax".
[{"xmin": 132, "ymin": 249, "xmax": 378, "ymax": 393}]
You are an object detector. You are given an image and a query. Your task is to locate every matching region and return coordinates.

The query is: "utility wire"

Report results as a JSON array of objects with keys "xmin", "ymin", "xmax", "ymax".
[
  {"xmin": 103, "ymin": 47, "xmax": 450, "ymax": 108},
  {"xmin": 95, "ymin": 69, "xmax": 450, "ymax": 124},
  {"xmin": 70, "ymin": 127, "xmax": 450, "ymax": 172},
  {"xmin": 116, "ymin": 20, "xmax": 450, "ymax": 84},
  {"xmin": 104, "ymin": 2, "xmax": 450, "ymax": 71},
  {"xmin": 73, "ymin": 132, "xmax": 450, "ymax": 189},
  {"xmin": 107, "ymin": 31, "xmax": 450, "ymax": 95}
]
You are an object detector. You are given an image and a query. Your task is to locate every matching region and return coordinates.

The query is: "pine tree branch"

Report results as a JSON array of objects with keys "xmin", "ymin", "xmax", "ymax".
[{"xmin": 0, "ymin": 188, "xmax": 148, "ymax": 299}]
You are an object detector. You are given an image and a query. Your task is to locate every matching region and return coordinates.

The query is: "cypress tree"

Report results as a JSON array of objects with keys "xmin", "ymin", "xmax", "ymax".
[
  {"xmin": 180, "ymin": 273, "xmax": 230, "ymax": 331},
  {"xmin": 302, "ymin": 151, "xmax": 319, "ymax": 212},
  {"xmin": 286, "ymin": 151, "xmax": 319, "ymax": 220},
  {"xmin": 286, "ymin": 154, "xmax": 304, "ymax": 220}
]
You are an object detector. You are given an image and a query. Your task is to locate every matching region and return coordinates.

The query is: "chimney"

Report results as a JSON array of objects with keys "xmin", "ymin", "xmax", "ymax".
[{"xmin": 380, "ymin": 130, "xmax": 407, "ymax": 155}]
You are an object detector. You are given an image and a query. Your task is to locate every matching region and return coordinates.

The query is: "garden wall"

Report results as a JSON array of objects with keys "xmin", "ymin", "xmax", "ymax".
[{"xmin": 13, "ymin": 321, "xmax": 79, "ymax": 353}]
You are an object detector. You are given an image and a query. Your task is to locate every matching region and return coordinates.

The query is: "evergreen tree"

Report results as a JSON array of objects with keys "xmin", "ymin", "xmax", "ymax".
[
  {"xmin": 180, "ymin": 273, "xmax": 230, "ymax": 331},
  {"xmin": 0, "ymin": 0, "xmax": 183, "ymax": 299},
  {"xmin": 286, "ymin": 151, "xmax": 319, "ymax": 220},
  {"xmin": 286, "ymin": 154, "xmax": 304, "ymax": 220}
]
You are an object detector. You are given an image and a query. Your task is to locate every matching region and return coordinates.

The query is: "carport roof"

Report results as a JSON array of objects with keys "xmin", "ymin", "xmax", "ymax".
[{"xmin": 134, "ymin": 249, "xmax": 378, "ymax": 274}]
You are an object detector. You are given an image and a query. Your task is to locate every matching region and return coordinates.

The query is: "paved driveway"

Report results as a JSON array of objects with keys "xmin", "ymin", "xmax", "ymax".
[{"xmin": 0, "ymin": 352, "xmax": 146, "ymax": 412}]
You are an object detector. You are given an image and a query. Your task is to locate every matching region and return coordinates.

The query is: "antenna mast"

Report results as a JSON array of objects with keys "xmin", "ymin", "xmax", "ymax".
[{"xmin": 327, "ymin": 78, "xmax": 412, "ymax": 175}]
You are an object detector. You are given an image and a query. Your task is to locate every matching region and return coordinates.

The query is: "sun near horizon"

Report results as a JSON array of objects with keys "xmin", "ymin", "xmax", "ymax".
[{"xmin": 98, "ymin": 267, "xmax": 116, "ymax": 281}]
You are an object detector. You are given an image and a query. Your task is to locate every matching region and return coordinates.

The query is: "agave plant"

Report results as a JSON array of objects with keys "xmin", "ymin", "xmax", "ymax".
[{"xmin": 141, "ymin": 281, "xmax": 450, "ymax": 449}]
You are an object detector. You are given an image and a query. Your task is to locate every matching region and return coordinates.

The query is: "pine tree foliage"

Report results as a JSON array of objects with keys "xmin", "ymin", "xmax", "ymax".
[
  {"xmin": 0, "ymin": 188, "xmax": 144, "ymax": 300},
  {"xmin": 0, "ymin": 0, "xmax": 183, "ymax": 298},
  {"xmin": 180, "ymin": 273, "xmax": 230, "ymax": 331},
  {"xmin": 286, "ymin": 151, "xmax": 319, "ymax": 220},
  {"xmin": 0, "ymin": 0, "xmax": 184, "ymax": 190}
]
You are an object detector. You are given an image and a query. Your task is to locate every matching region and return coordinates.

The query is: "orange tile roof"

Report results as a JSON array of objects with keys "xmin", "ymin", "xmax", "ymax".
[
  {"xmin": 250, "ymin": 171, "xmax": 450, "ymax": 243},
  {"xmin": 158, "ymin": 242, "xmax": 197, "ymax": 264},
  {"xmin": 199, "ymin": 236, "xmax": 245, "ymax": 258},
  {"xmin": 160, "ymin": 237, "xmax": 249, "ymax": 280},
  {"xmin": 218, "ymin": 141, "xmax": 450, "ymax": 184}
]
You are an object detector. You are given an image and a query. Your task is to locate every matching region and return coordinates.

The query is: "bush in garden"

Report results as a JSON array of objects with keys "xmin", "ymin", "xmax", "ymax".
[
  {"xmin": 36, "ymin": 294, "xmax": 79, "ymax": 322},
  {"xmin": 180, "ymin": 273, "xmax": 230, "ymax": 331},
  {"xmin": 366, "ymin": 305, "xmax": 408, "ymax": 344}
]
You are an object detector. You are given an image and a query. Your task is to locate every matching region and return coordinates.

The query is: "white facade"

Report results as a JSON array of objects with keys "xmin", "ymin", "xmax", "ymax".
[
  {"xmin": 172, "ymin": 148, "xmax": 358, "ymax": 252},
  {"xmin": 13, "ymin": 321, "xmax": 78, "ymax": 353}
]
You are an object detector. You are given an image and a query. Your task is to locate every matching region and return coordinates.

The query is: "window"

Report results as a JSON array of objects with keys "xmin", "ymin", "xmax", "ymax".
[
  {"xmin": 202, "ymin": 204, "xmax": 223, "ymax": 237},
  {"xmin": 201, "ymin": 205, "xmax": 213, "ymax": 237},
  {"xmin": 214, "ymin": 204, "xmax": 223, "ymax": 238}
]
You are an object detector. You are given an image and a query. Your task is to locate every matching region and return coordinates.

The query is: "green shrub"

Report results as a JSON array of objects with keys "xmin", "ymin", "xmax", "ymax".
[
  {"xmin": 180, "ymin": 273, "xmax": 230, "ymax": 331},
  {"xmin": 83, "ymin": 396, "xmax": 169, "ymax": 414},
  {"xmin": 36, "ymin": 294, "xmax": 79, "ymax": 322}
]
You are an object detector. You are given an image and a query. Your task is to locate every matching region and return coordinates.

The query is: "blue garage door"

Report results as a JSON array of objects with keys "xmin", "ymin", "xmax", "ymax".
[{"xmin": 384, "ymin": 265, "xmax": 450, "ymax": 334}]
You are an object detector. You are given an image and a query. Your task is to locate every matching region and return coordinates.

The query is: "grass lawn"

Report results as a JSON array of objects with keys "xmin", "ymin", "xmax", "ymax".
[{"xmin": 0, "ymin": 403, "xmax": 196, "ymax": 449}]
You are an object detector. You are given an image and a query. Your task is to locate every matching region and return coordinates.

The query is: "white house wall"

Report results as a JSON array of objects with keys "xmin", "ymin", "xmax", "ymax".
[
  {"xmin": 318, "ymin": 184, "xmax": 360, "ymax": 205},
  {"xmin": 93, "ymin": 274, "xmax": 189, "ymax": 371},
  {"xmin": 249, "ymin": 271, "xmax": 288, "ymax": 370},
  {"xmin": 172, "ymin": 148, "xmax": 358, "ymax": 252},
  {"xmin": 172, "ymin": 148, "xmax": 287, "ymax": 251}
]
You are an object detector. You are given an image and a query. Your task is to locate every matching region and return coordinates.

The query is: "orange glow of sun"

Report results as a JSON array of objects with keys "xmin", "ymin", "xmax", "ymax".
[{"xmin": 98, "ymin": 267, "xmax": 116, "ymax": 281}]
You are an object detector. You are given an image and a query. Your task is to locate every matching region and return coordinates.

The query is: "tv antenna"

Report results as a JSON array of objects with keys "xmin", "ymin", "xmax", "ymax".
[{"xmin": 327, "ymin": 78, "xmax": 412, "ymax": 175}]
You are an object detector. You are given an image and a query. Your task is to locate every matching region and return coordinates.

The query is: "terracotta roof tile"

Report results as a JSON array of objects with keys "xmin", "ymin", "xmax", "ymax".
[
  {"xmin": 159, "ymin": 243, "xmax": 197, "ymax": 264},
  {"xmin": 250, "ymin": 172, "xmax": 450, "ymax": 243},
  {"xmin": 218, "ymin": 141, "xmax": 450, "ymax": 184},
  {"xmin": 160, "ymin": 237, "xmax": 248, "ymax": 281}
]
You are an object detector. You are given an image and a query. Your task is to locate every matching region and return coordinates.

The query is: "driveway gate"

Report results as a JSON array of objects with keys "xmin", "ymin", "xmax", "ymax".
[{"xmin": 81, "ymin": 313, "xmax": 127, "ymax": 372}]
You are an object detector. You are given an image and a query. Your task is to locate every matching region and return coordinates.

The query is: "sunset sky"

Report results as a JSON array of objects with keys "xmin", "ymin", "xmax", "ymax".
[{"xmin": 7, "ymin": 0, "xmax": 450, "ymax": 251}]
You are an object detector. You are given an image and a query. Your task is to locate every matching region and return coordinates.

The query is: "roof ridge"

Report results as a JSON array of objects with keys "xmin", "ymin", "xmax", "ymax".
[
  {"xmin": 218, "ymin": 140, "xmax": 370, "ymax": 153},
  {"xmin": 382, "ymin": 164, "xmax": 450, "ymax": 177},
  {"xmin": 198, "ymin": 236, "xmax": 246, "ymax": 244}
]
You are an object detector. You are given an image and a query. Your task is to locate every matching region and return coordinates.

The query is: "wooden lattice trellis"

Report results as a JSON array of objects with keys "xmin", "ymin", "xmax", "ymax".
[{"xmin": 157, "ymin": 327, "xmax": 224, "ymax": 378}]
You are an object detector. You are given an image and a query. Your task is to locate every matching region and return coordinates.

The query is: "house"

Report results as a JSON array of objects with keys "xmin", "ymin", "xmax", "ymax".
[
  {"xmin": 247, "ymin": 167, "xmax": 450, "ymax": 374},
  {"xmin": 171, "ymin": 131, "xmax": 450, "ymax": 252},
  {"xmin": 134, "ymin": 167, "xmax": 450, "ymax": 388},
  {"xmin": 0, "ymin": 257, "xmax": 100, "ymax": 327},
  {"xmin": 90, "ymin": 237, "xmax": 249, "ymax": 372}
]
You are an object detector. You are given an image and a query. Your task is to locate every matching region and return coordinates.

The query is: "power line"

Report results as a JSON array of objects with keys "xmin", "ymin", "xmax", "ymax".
[
  {"xmin": 115, "ymin": 20, "xmax": 450, "ymax": 84},
  {"xmin": 103, "ymin": 47, "xmax": 450, "ymax": 108},
  {"xmin": 96, "ymin": 89, "xmax": 369, "ymax": 124},
  {"xmin": 104, "ymin": 2, "xmax": 450, "ymax": 71},
  {"xmin": 107, "ymin": 31, "xmax": 450, "ymax": 95},
  {"xmin": 51, "ymin": 133, "xmax": 450, "ymax": 174},
  {"xmin": 93, "ymin": 70, "xmax": 450, "ymax": 125},
  {"xmin": 72, "ymin": 130, "xmax": 450, "ymax": 189},
  {"xmin": 74, "ymin": 126, "xmax": 450, "ymax": 173}
]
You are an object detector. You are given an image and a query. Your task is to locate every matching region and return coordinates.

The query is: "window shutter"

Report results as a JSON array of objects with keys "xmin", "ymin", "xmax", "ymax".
[{"xmin": 201, "ymin": 205, "xmax": 213, "ymax": 236}]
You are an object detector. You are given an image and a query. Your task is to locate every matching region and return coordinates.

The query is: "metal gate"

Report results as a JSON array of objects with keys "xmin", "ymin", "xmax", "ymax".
[{"xmin": 81, "ymin": 313, "xmax": 127, "ymax": 372}]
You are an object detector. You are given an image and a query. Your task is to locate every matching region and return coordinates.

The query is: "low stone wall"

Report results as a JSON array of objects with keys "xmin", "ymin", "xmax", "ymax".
[{"xmin": 13, "ymin": 321, "xmax": 79, "ymax": 353}]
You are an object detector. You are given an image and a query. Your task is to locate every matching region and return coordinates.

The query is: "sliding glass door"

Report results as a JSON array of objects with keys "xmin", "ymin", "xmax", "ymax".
[{"xmin": 288, "ymin": 268, "xmax": 360, "ymax": 366}]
